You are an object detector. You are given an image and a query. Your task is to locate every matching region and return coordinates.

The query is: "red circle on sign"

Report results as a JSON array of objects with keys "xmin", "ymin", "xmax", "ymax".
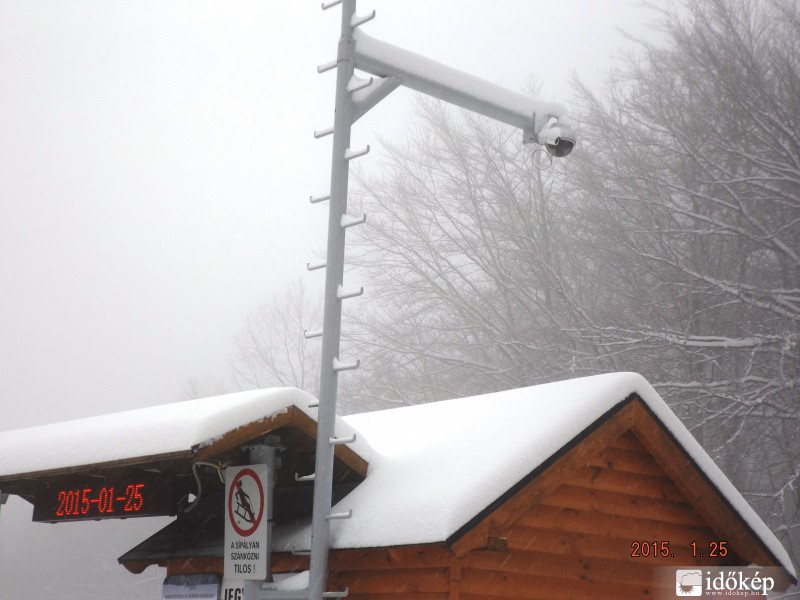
[{"xmin": 227, "ymin": 468, "xmax": 265, "ymax": 537}]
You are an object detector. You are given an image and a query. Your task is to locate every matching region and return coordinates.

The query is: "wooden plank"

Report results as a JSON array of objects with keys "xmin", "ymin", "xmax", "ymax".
[
  {"xmin": 0, "ymin": 449, "xmax": 194, "ymax": 486},
  {"xmin": 630, "ymin": 402, "xmax": 785, "ymax": 575},
  {"xmin": 461, "ymin": 568, "xmax": 669, "ymax": 600},
  {"xmin": 609, "ymin": 430, "xmax": 648, "ymax": 452},
  {"xmin": 567, "ymin": 465, "xmax": 688, "ymax": 503},
  {"xmin": 518, "ymin": 503, "xmax": 718, "ymax": 546},
  {"xmin": 329, "ymin": 568, "xmax": 450, "ymax": 594},
  {"xmin": 587, "ymin": 445, "xmax": 666, "ymax": 477},
  {"xmin": 290, "ymin": 408, "xmax": 369, "ymax": 479},
  {"xmin": 451, "ymin": 400, "xmax": 636, "ymax": 555},
  {"xmin": 193, "ymin": 409, "xmax": 295, "ymax": 460},
  {"xmin": 464, "ymin": 550, "xmax": 670, "ymax": 588},
  {"xmin": 505, "ymin": 525, "xmax": 714, "ymax": 566},
  {"xmin": 271, "ymin": 553, "xmax": 309, "ymax": 574},
  {"xmin": 348, "ymin": 595, "xmax": 447, "ymax": 600},
  {"xmin": 449, "ymin": 558, "xmax": 462, "ymax": 600},
  {"xmin": 166, "ymin": 557, "xmax": 223, "ymax": 577},
  {"xmin": 540, "ymin": 484, "xmax": 705, "ymax": 526},
  {"xmin": 329, "ymin": 545, "xmax": 452, "ymax": 571}
]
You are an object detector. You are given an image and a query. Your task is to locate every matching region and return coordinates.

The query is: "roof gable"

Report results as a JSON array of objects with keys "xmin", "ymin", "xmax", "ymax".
[
  {"xmin": 273, "ymin": 373, "xmax": 794, "ymax": 581},
  {"xmin": 449, "ymin": 396, "xmax": 795, "ymax": 586}
]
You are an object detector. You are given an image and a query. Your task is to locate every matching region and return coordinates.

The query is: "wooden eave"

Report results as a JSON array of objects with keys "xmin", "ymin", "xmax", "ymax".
[
  {"xmin": 447, "ymin": 394, "xmax": 795, "ymax": 588},
  {"xmin": 0, "ymin": 405, "xmax": 368, "ymax": 502}
]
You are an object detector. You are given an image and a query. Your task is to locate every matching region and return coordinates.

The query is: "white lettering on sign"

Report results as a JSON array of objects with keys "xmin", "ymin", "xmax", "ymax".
[{"xmin": 224, "ymin": 464, "xmax": 269, "ymax": 580}]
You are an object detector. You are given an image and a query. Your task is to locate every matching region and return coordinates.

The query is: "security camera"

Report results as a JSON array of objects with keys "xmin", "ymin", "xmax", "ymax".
[
  {"xmin": 537, "ymin": 124, "xmax": 576, "ymax": 158},
  {"xmin": 523, "ymin": 116, "xmax": 577, "ymax": 157}
]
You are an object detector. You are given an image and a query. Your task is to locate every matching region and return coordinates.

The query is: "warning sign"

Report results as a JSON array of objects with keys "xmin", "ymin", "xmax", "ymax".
[{"xmin": 224, "ymin": 464, "xmax": 269, "ymax": 580}]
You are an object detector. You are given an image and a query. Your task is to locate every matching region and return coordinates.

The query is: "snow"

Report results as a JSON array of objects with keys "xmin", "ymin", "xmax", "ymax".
[
  {"xmin": 353, "ymin": 29, "xmax": 568, "ymax": 132},
  {"xmin": 0, "ymin": 387, "xmax": 366, "ymax": 478},
  {"xmin": 271, "ymin": 570, "xmax": 309, "ymax": 590},
  {"xmin": 0, "ymin": 372, "xmax": 793, "ymax": 578},
  {"xmin": 271, "ymin": 373, "xmax": 796, "ymax": 578}
]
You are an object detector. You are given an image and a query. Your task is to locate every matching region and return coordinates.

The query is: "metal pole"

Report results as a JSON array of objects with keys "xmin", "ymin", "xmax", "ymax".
[{"xmin": 309, "ymin": 1, "xmax": 356, "ymax": 598}]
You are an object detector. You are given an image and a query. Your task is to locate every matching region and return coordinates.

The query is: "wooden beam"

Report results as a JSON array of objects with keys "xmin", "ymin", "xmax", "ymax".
[
  {"xmin": 460, "ymin": 568, "xmax": 669, "ymax": 600},
  {"xmin": 540, "ymin": 484, "xmax": 705, "ymax": 526},
  {"xmin": 193, "ymin": 409, "xmax": 295, "ymax": 460},
  {"xmin": 166, "ymin": 556, "xmax": 224, "ymax": 577},
  {"xmin": 450, "ymin": 400, "xmax": 636, "ymax": 555},
  {"xmin": 630, "ymin": 401, "xmax": 791, "ymax": 582},
  {"xmin": 587, "ymin": 445, "xmax": 665, "ymax": 477},
  {"xmin": 329, "ymin": 544, "xmax": 452, "ymax": 571},
  {"xmin": 0, "ymin": 449, "xmax": 193, "ymax": 486},
  {"xmin": 328, "ymin": 567, "xmax": 450, "ymax": 594},
  {"xmin": 505, "ymin": 525, "xmax": 714, "ymax": 566},
  {"xmin": 518, "ymin": 503, "xmax": 722, "ymax": 549},
  {"xmin": 464, "ymin": 550, "xmax": 669, "ymax": 588},
  {"xmin": 290, "ymin": 407, "xmax": 369, "ymax": 479},
  {"xmin": 567, "ymin": 465, "xmax": 687, "ymax": 502}
]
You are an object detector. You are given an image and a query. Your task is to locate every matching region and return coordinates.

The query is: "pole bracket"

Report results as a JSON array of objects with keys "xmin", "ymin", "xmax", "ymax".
[
  {"xmin": 340, "ymin": 213, "xmax": 366, "ymax": 229},
  {"xmin": 347, "ymin": 75, "xmax": 374, "ymax": 94},
  {"xmin": 351, "ymin": 10, "xmax": 375, "ymax": 28},
  {"xmin": 333, "ymin": 358, "xmax": 360, "ymax": 372},
  {"xmin": 317, "ymin": 59, "xmax": 337, "ymax": 73},
  {"xmin": 330, "ymin": 433, "xmax": 357, "ymax": 446},
  {"xmin": 344, "ymin": 145, "xmax": 370, "ymax": 160},
  {"xmin": 336, "ymin": 285, "xmax": 364, "ymax": 300},
  {"xmin": 326, "ymin": 510, "xmax": 352, "ymax": 521}
]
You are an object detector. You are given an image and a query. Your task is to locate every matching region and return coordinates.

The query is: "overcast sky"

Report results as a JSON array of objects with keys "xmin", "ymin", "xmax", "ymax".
[
  {"xmin": 1, "ymin": 1, "xmax": 673, "ymax": 597},
  {"xmin": 0, "ymin": 0, "xmax": 662, "ymax": 433}
]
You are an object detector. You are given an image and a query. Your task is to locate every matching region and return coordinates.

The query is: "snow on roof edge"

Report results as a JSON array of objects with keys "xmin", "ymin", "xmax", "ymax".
[
  {"xmin": 0, "ymin": 387, "xmax": 370, "ymax": 480},
  {"xmin": 312, "ymin": 373, "xmax": 794, "ymax": 577}
]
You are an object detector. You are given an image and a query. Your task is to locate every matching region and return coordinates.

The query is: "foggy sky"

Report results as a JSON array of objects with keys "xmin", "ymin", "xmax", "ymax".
[
  {"xmin": 0, "ymin": 0, "xmax": 659, "ymax": 432},
  {"xmin": 0, "ymin": 1, "xmax": 667, "ymax": 598}
]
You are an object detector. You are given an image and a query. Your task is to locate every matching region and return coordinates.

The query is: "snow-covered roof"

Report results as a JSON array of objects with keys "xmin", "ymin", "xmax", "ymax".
[
  {"xmin": 272, "ymin": 372, "xmax": 795, "ymax": 578},
  {"xmin": 0, "ymin": 387, "xmax": 364, "ymax": 479},
  {"xmin": 0, "ymin": 373, "xmax": 793, "ymax": 578}
]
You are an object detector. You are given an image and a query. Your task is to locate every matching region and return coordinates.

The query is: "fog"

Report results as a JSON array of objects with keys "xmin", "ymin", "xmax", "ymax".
[{"xmin": 1, "ymin": 1, "xmax": 664, "ymax": 597}]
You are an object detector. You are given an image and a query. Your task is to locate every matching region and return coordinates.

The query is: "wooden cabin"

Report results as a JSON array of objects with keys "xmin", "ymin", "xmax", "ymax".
[{"xmin": 0, "ymin": 373, "xmax": 795, "ymax": 599}]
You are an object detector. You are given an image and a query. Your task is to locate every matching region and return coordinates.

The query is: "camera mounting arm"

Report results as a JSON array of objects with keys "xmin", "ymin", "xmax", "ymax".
[{"xmin": 352, "ymin": 29, "xmax": 576, "ymax": 155}]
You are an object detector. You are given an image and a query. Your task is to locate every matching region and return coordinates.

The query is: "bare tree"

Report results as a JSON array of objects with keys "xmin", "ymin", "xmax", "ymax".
[
  {"xmin": 230, "ymin": 278, "xmax": 321, "ymax": 394},
  {"xmin": 344, "ymin": 0, "xmax": 798, "ymax": 563},
  {"xmin": 570, "ymin": 0, "xmax": 799, "ymax": 562}
]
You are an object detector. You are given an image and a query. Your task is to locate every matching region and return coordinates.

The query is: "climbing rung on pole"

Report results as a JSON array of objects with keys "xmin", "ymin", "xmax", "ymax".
[
  {"xmin": 321, "ymin": 0, "xmax": 342, "ymax": 9},
  {"xmin": 344, "ymin": 145, "xmax": 370, "ymax": 160},
  {"xmin": 314, "ymin": 126, "xmax": 334, "ymax": 138},
  {"xmin": 304, "ymin": 329, "xmax": 323, "ymax": 339},
  {"xmin": 310, "ymin": 194, "xmax": 330, "ymax": 204},
  {"xmin": 340, "ymin": 213, "xmax": 366, "ymax": 229},
  {"xmin": 336, "ymin": 285, "xmax": 364, "ymax": 300},
  {"xmin": 326, "ymin": 510, "xmax": 352, "ymax": 521},
  {"xmin": 333, "ymin": 358, "xmax": 360, "ymax": 372},
  {"xmin": 295, "ymin": 472, "xmax": 316, "ymax": 482},
  {"xmin": 330, "ymin": 433, "xmax": 357, "ymax": 446},
  {"xmin": 317, "ymin": 59, "xmax": 337, "ymax": 73},
  {"xmin": 351, "ymin": 10, "xmax": 376, "ymax": 28},
  {"xmin": 307, "ymin": 260, "xmax": 327, "ymax": 271},
  {"xmin": 347, "ymin": 75, "xmax": 373, "ymax": 93}
]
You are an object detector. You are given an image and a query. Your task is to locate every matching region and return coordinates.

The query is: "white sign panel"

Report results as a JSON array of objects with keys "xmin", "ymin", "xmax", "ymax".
[
  {"xmin": 162, "ymin": 574, "xmax": 220, "ymax": 600},
  {"xmin": 224, "ymin": 464, "xmax": 269, "ymax": 580}
]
